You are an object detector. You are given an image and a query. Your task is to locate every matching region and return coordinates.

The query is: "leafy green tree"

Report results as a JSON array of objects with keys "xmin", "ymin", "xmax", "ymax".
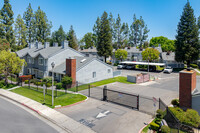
[
  {"xmin": 149, "ymin": 36, "xmax": 175, "ymax": 52},
  {"xmin": 96, "ymin": 11, "xmax": 113, "ymax": 62},
  {"xmin": 129, "ymin": 14, "xmax": 149, "ymax": 47},
  {"xmin": 34, "ymin": 6, "xmax": 52, "ymax": 43},
  {"xmin": 23, "ymin": 3, "xmax": 34, "ymax": 43},
  {"xmin": 61, "ymin": 76, "xmax": 72, "ymax": 87},
  {"xmin": 80, "ymin": 32, "xmax": 96, "ymax": 49},
  {"xmin": 0, "ymin": 0, "xmax": 15, "ymax": 49},
  {"xmin": 175, "ymin": 1, "xmax": 199, "ymax": 67},
  {"xmin": 15, "ymin": 14, "xmax": 27, "ymax": 48},
  {"xmin": 0, "ymin": 50, "xmax": 26, "ymax": 84},
  {"xmin": 115, "ymin": 49, "xmax": 128, "ymax": 61},
  {"xmin": 93, "ymin": 17, "xmax": 101, "ymax": 46},
  {"xmin": 67, "ymin": 25, "xmax": 78, "ymax": 50},
  {"xmin": 141, "ymin": 48, "xmax": 160, "ymax": 62},
  {"xmin": 0, "ymin": 38, "xmax": 10, "ymax": 51},
  {"xmin": 51, "ymin": 25, "xmax": 67, "ymax": 46}
]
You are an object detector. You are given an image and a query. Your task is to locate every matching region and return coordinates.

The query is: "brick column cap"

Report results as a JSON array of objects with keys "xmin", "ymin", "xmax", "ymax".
[{"xmin": 180, "ymin": 69, "xmax": 195, "ymax": 74}]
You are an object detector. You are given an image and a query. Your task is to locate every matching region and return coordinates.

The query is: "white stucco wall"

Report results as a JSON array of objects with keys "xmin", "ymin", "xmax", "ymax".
[
  {"xmin": 76, "ymin": 59, "xmax": 113, "ymax": 84},
  {"xmin": 48, "ymin": 48, "xmax": 84, "ymax": 71}
]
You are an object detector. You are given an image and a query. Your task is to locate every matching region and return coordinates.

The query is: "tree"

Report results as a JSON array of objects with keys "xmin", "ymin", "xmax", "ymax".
[
  {"xmin": 0, "ymin": 50, "xmax": 26, "ymax": 84},
  {"xmin": 51, "ymin": 25, "xmax": 67, "ymax": 46},
  {"xmin": 93, "ymin": 17, "xmax": 101, "ymax": 46},
  {"xmin": 61, "ymin": 76, "xmax": 72, "ymax": 87},
  {"xmin": 0, "ymin": 0, "xmax": 15, "ymax": 49},
  {"xmin": 108, "ymin": 12, "xmax": 115, "ymax": 42},
  {"xmin": 115, "ymin": 49, "xmax": 128, "ymax": 61},
  {"xmin": 15, "ymin": 14, "xmax": 27, "ymax": 48},
  {"xmin": 23, "ymin": 3, "xmax": 34, "ymax": 43},
  {"xmin": 149, "ymin": 36, "xmax": 175, "ymax": 52},
  {"xmin": 96, "ymin": 11, "xmax": 113, "ymax": 62},
  {"xmin": 0, "ymin": 38, "xmax": 10, "ymax": 51},
  {"xmin": 34, "ymin": 6, "xmax": 52, "ymax": 43},
  {"xmin": 129, "ymin": 14, "xmax": 149, "ymax": 47},
  {"xmin": 141, "ymin": 48, "xmax": 160, "ymax": 62},
  {"xmin": 80, "ymin": 32, "xmax": 96, "ymax": 49},
  {"xmin": 67, "ymin": 25, "xmax": 78, "ymax": 50},
  {"xmin": 175, "ymin": 1, "xmax": 199, "ymax": 67}
]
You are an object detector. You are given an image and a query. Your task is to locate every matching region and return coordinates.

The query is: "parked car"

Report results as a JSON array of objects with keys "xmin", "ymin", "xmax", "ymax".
[
  {"xmin": 117, "ymin": 65, "xmax": 125, "ymax": 69},
  {"xmin": 126, "ymin": 65, "xmax": 135, "ymax": 70},
  {"xmin": 163, "ymin": 66, "xmax": 173, "ymax": 73}
]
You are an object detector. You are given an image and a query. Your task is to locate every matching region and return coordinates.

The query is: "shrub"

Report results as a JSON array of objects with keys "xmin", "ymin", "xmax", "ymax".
[
  {"xmin": 171, "ymin": 99, "xmax": 179, "ymax": 106},
  {"xmin": 61, "ymin": 76, "xmax": 72, "ymax": 86},
  {"xmin": 46, "ymin": 83, "xmax": 51, "ymax": 87},
  {"xmin": 42, "ymin": 76, "xmax": 52, "ymax": 83},
  {"xmin": 156, "ymin": 109, "xmax": 164, "ymax": 119},
  {"xmin": 24, "ymin": 80, "xmax": 29, "ymax": 84},
  {"xmin": 30, "ymin": 79, "xmax": 37, "ymax": 84},
  {"xmin": 155, "ymin": 118, "xmax": 162, "ymax": 125},
  {"xmin": 150, "ymin": 121, "xmax": 160, "ymax": 131},
  {"xmin": 161, "ymin": 125, "xmax": 170, "ymax": 133},
  {"xmin": 56, "ymin": 83, "xmax": 63, "ymax": 89},
  {"xmin": 34, "ymin": 82, "xmax": 41, "ymax": 86},
  {"xmin": 0, "ymin": 81, "xmax": 5, "ymax": 88},
  {"xmin": 114, "ymin": 63, "xmax": 119, "ymax": 66},
  {"xmin": 190, "ymin": 64, "xmax": 198, "ymax": 68}
]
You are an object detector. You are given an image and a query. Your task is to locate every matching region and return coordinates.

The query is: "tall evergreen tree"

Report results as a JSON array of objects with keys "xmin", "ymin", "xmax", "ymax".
[
  {"xmin": 198, "ymin": 16, "xmax": 200, "ymax": 29},
  {"xmin": 15, "ymin": 14, "xmax": 27, "ymax": 48},
  {"xmin": 96, "ymin": 11, "xmax": 113, "ymax": 62},
  {"xmin": 23, "ymin": 3, "xmax": 34, "ymax": 43},
  {"xmin": 93, "ymin": 17, "xmax": 101, "ymax": 46},
  {"xmin": 175, "ymin": 1, "xmax": 199, "ymax": 67},
  {"xmin": 108, "ymin": 13, "xmax": 115, "ymax": 42},
  {"xmin": 67, "ymin": 25, "xmax": 78, "ymax": 50},
  {"xmin": 0, "ymin": 0, "xmax": 15, "ymax": 48},
  {"xmin": 34, "ymin": 6, "xmax": 52, "ymax": 43},
  {"xmin": 51, "ymin": 25, "xmax": 67, "ymax": 46}
]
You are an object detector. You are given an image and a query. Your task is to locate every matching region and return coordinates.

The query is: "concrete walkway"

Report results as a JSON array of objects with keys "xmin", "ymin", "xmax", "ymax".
[
  {"xmin": 0, "ymin": 89, "xmax": 95, "ymax": 133},
  {"xmin": 195, "ymin": 69, "xmax": 200, "ymax": 74}
]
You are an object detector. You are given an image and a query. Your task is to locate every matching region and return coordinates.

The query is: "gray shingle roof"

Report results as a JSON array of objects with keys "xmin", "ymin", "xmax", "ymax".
[
  {"xmin": 161, "ymin": 52, "xmax": 175, "ymax": 61},
  {"xmin": 50, "ymin": 56, "xmax": 94, "ymax": 74}
]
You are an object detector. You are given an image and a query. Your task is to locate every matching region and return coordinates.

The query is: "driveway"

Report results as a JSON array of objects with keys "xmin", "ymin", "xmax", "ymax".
[{"xmin": 56, "ymin": 98, "xmax": 152, "ymax": 133}]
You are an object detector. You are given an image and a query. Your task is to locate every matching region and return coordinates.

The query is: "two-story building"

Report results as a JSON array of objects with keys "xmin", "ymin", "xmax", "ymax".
[{"xmin": 16, "ymin": 41, "xmax": 115, "ymax": 83}]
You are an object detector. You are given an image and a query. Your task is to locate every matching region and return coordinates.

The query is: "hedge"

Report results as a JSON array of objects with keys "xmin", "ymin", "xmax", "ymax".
[
  {"xmin": 150, "ymin": 121, "xmax": 160, "ymax": 131},
  {"xmin": 24, "ymin": 80, "xmax": 29, "ymax": 84},
  {"xmin": 190, "ymin": 64, "xmax": 198, "ymax": 68},
  {"xmin": 161, "ymin": 125, "xmax": 170, "ymax": 133},
  {"xmin": 56, "ymin": 83, "xmax": 63, "ymax": 89}
]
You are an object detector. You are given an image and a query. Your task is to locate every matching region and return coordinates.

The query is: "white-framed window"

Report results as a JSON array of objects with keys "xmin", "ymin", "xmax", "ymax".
[
  {"xmin": 93, "ymin": 72, "xmax": 96, "ymax": 78},
  {"xmin": 27, "ymin": 68, "xmax": 31, "ymax": 74},
  {"xmin": 108, "ymin": 69, "xmax": 111, "ymax": 73},
  {"xmin": 32, "ymin": 58, "xmax": 34, "ymax": 64},
  {"xmin": 27, "ymin": 57, "xmax": 32, "ymax": 64},
  {"xmin": 44, "ymin": 59, "xmax": 47, "ymax": 66},
  {"xmin": 38, "ymin": 58, "xmax": 43, "ymax": 65},
  {"xmin": 38, "ymin": 71, "xmax": 43, "ymax": 78}
]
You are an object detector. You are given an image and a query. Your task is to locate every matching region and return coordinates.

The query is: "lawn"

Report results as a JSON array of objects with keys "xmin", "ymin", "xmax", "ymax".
[
  {"xmin": 11, "ymin": 86, "xmax": 87, "ymax": 108},
  {"xmin": 68, "ymin": 76, "xmax": 134, "ymax": 92}
]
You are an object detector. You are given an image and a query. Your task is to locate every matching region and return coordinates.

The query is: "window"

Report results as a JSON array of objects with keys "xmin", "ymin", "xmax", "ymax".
[
  {"xmin": 38, "ymin": 71, "xmax": 43, "ymax": 78},
  {"xmin": 28, "ymin": 57, "xmax": 32, "ymax": 64},
  {"xmin": 27, "ymin": 68, "xmax": 31, "ymax": 74},
  {"xmin": 108, "ymin": 69, "xmax": 111, "ymax": 73},
  {"xmin": 92, "ymin": 72, "xmax": 96, "ymax": 78},
  {"xmin": 38, "ymin": 58, "xmax": 43, "ymax": 65}
]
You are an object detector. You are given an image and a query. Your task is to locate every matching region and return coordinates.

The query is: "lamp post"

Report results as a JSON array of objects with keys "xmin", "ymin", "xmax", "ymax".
[
  {"xmin": 51, "ymin": 62, "xmax": 55, "ymax": 107},
  {"xmin": 148, "ymin": 56, "xmax": 149, "ymax": 73}
]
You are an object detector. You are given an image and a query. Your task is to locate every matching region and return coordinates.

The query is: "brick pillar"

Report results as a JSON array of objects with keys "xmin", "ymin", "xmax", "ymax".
[
  {"xmin": 66, "ymin": 58, "xmax": 76, "ymax": 86},
  {"xmin": 179, "ymin": 69, "xmax": 196, "ymax": 109}
]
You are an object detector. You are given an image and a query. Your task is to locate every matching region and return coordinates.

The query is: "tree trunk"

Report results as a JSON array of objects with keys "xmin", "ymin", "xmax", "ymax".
[{"xmin": 104, "ymin": 56, "xmax": 107, "ymax": 63}]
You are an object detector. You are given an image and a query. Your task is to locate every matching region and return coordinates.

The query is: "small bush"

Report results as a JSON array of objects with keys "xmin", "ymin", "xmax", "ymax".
[
  {"xmin": 56, "ymin": 83, "xmax": 63, "ymax": 89},
  {"xmin": 161, "ymin": 125, "xmax": 170, "ymax": 133},
  {"xmin": 171, "ymin": 99, "xmax": 179, "ymax": 106},
  {"xmin": 155, "ymin": 118, "xmax": 162, "ymax": 125},
  {"xmin": 150, "ymin": 121, "xmax": 160, "ymax": 131},
  {"xmin": 156, "ymin": 109, "xmax": 164, "ymax": 119},
  {"xmin": 0, "ymin": 81, "xmax": 5, "ymax": 88},
  {"xmin": 34, "ymin": 82, "xmax": 41, "ymax": 86},
  {"xmin": 190, "ymin": 64, "xmax": 198, "ymax": 68},
  {"xmin": 42, "ymin": 77, "xmax": 52, "ymax": 83},
  {"xmin": 30, "ymin": 79, "xmax": 37, "ymax": 84},
  {"xmin": 61, "ymin": 76, "xmax": 72, "ymax": 86},
  {"xmin": 114, "ymin": 63, "xmax": 119, "ymax": 66},
  {"xmin": 24, "ymin": 80, "xmax": 29, "ymax": 84},
  {"xmin": 46, "ymin": 83, "xmax": 51, "ymax": 87}
]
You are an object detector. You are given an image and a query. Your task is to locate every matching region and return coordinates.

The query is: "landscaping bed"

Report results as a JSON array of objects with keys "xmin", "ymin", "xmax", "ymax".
[
  {"xmin": 0, "ymin": 80, "xmax": 17, "ymax": 89},
  {"xmin": 11, "ymin": 86, "xmax": 87, "ymax": 108}
]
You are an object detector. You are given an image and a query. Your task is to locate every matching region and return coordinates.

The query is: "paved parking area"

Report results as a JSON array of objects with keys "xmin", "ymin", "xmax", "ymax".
[{"xmin": 56, "ymin": 98, "xmax": 152, "ymax": 133}]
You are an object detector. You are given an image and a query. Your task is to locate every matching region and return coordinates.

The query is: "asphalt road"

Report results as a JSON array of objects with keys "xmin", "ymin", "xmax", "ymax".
[{"xmin": 0, "ymin": 96, "xmax": 59, "ymax": 133}]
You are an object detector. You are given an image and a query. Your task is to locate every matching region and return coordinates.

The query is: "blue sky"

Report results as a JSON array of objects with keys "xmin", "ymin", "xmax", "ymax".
[{"xmin": 1, "ymin": 0, "xmax": 200, "ymax": 40}]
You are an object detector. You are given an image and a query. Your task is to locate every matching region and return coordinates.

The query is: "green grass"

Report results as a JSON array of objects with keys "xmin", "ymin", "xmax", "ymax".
[
  {"xmin": 8, "ymin": 76, "xmax": 18, "ymax": 82},
  {"xmin": 68, "ymin": 76, "xmax": 134, "ymax": 92},
  {"xmin": 11, "ymin": 86, "xmax": 87, "ymax": 108}
]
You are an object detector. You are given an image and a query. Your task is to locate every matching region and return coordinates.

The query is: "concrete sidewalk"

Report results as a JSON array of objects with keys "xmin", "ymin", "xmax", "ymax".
[{"xmin": 0, "ymin": 89, "xmax": 95, "ymax": 133}]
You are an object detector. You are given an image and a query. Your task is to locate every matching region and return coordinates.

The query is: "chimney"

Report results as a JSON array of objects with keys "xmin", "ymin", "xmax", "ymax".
[
  {"xmin": 44, "ymin": 42, "xmax": 50, "ymax": 48},
  {"xmin": 179, "ymin": 69, "xmax": 196, "ymax": 109},
  {"xmin": 66, "ymin": 58, "xmax": 76, "ymax": 86},
  {"xmin": 53, "ymin": 42, "xmax": 58, "ymax": 47},
  {"xmin": 36, "ymin": 42, "xmax": 43, "ymax": 49},
  {"xmin": 28, "ymin": 43, "xmax": 34, "ymax": 49},
  {"xmin": 62, "ymin": 40, "xmax": 68, "ymax": 49}
]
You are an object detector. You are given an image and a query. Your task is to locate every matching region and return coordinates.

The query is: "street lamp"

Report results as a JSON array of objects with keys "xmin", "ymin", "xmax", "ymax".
[
  {"xmin": 51, "ymin": 62, "xmax": 55, "ymax": 107},
  {"xmin": 148, "ymin": 56, "xmax": 149, "ymax": 73}
]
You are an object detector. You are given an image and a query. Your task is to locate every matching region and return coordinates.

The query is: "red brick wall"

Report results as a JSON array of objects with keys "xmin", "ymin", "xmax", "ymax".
[
  {"xmin": 179, "ymin": 70, "xmax": 196, "ymax": 109},
  {"xmin": 66, "ymin": 59, "xmax": 76, "ymax": 85}
]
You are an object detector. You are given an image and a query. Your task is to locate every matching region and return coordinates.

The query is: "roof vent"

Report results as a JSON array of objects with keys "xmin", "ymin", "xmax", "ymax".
[{"xmin": 81, "ymin": 59, "xmax": 86, "ymax": 63}]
